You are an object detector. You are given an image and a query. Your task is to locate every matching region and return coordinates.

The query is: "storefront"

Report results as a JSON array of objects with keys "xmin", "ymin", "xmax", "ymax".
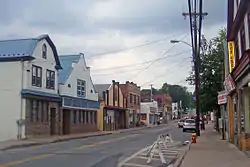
[{"xmin": 231, "ymin": 50, "xmax": 250, "ymax": 151}]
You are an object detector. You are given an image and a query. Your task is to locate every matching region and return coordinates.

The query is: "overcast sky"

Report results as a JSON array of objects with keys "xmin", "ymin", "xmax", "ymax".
[{"xmin": 0, "ymin": 0, "xmax": 227, "ymax": 92}]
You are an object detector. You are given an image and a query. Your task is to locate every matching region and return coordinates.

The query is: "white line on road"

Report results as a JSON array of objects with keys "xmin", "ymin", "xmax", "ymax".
[{"xmin": 122, "ymin": 162, "xmax": 153, "ymax": 167}]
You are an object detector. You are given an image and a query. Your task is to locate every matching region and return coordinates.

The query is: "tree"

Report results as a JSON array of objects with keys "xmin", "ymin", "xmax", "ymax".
[
  {"xmin": 186, "ymin": 28, "xmax": 226, "ymax": 113},
  {"xmin": 159, "ymin": 83, "xmax": 194, "ymax": 110}
]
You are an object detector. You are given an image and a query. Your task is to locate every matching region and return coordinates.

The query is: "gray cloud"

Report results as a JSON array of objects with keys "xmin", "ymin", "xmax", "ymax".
[{"xmin": 0, "ymin": 0, "xmax": 226, "ymax": 37}]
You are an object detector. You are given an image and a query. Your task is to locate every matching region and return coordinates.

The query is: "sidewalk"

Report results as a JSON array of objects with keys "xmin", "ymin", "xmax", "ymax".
[
  {"xmin": 0, "ymin": 124, "xmax": 168, "ymax": 151},
  {"xmin": 181, "ymin": 123, "xmax": 250, "ymax": 167}
]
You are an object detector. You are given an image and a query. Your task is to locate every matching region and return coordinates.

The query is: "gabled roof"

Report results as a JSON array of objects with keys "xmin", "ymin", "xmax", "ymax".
[
  {"xmin": 0, "ymin": 34, "xmax": 62, "ymax": 69},
  {"xmin": 58, "ymin": 54, "xmax": 81, "ymax": 84},
  {"xmin": 94, "ymin": 84, "xmax": 111, "ymax": 99}
]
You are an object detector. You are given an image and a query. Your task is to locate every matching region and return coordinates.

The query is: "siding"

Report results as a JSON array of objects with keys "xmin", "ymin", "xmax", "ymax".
[
  {"xmin": 59, "ymin": 58, "xmax": 98, "ymax": 101},
  {"xmin": 0, "ymin": 62, "xmax": 23, "ymax": 141},
  {"xmin": 23, "ymin": 39, "xmax": 59, "ymax": 94}
]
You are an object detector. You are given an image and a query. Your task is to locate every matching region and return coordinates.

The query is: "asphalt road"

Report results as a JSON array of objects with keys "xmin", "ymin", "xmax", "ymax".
[{"xmin": 0, "ymin": 122, "xmax": 191, "ymax": 167}]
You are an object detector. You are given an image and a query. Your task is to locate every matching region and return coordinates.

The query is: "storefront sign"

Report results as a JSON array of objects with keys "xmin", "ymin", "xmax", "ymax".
[
  {"xmin": 218, "ymin": 90, "xmax": 227, "ymax": 105},
  {"xmin": 224, "ymin": 74, "xmax": 236, "ymax": 93},
  {"xmin": 228, "ymin": 41, "xmax": 235, "ymax": 72}
]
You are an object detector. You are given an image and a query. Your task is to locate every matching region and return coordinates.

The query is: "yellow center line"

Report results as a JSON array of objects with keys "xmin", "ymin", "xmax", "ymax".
[
  {"xmin": 0, "ymin": 134, "xmax": 140, "ymax": 167},
  {"xmin": 75, "ymin": 134, "xmax": 139, "ymax": 149},
  {"xmin": 1, "ymin": 154, "xmax": 54, "ymax": 167}
]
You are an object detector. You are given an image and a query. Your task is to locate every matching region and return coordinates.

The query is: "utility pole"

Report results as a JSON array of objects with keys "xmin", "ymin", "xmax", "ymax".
[
  {"xmin": 150, "ymin": 84, "xmax": 153, "ymax": 102},
  {"xmin": 183, "ymin": 0, "xmax": 208, "ymax": 136}
]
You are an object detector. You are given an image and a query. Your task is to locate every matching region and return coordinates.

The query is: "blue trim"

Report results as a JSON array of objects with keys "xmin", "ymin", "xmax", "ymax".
[
  {"xmin": 0, "ymin": 34, "xmax": 62, "ymax": 69},
  {"xmin": 0, "ymin": 56, "xmax": 35, "ymax": 62},
  {"xmin": 21, "ymin": 89, "xmax": 61, "ymax": 99},
  {"xmin": 62, "ymin": 95, "xmax": 100, "ymax": 110}
]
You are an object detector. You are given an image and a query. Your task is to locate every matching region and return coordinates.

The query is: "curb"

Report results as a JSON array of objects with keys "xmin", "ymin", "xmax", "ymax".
[
  {"xmin": 0, "ymin": 125, "xmax": 167, "ymax": 151},
  {"xmin": 172, "ymin": 143, "xmax": 191, "ymax": 167}
]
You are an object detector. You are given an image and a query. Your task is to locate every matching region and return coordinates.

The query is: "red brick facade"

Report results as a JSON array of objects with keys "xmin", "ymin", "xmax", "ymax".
[{"xmin": 120, "ymin": 81, "xmax": 141, "ymax": 112}]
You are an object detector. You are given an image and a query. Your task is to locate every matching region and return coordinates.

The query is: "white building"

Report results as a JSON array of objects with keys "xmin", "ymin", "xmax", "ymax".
[
  {"xmin": 58, "ymin": 53, "xmax": 99, "ymax": 134},
  {"xmin": 0, "ymin": 35, "xmax": 62, "ymax": 141},
  {"xmin": 140, "ymin": 100, "xmax": 159, "ymax": 126}
]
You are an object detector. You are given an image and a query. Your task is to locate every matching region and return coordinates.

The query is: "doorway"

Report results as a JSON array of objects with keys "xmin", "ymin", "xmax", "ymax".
[
  {"xmin": 62, "ymin": 109, "xmax": 71, "ymax": 134},
  {"xmin": 50, "ymin": 108, "xmax": 56, "ymax": 135}
]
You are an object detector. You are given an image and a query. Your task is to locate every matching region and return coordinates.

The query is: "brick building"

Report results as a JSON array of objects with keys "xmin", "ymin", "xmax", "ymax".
[
  {"xmin": 227, "ymin": 0, "xmax": 250, "ymax": 151},
  {"xmin": 140, "ymin": 89, "xmax": 172, "ymax": 121},
  {"xmin": 120, "ymin": 81, "xmax": 141, "ymax": 127}
]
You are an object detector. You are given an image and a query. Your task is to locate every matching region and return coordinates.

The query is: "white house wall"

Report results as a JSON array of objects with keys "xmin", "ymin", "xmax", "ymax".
[
  {"xmin": 23, "ymin": 39, "xmax": 58, "ymax": 94},
  {"xmin": 59, "ymin": 58, "xmax": 98, "ymax": 101},
  {"xmin": 0, "ymin": 62, "xmax": 24, "ymax": 141}
]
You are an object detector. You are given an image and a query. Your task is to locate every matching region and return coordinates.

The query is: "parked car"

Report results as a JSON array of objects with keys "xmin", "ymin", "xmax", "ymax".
[
  {"xmin": 178, "ymin": 119, "xmax": 185, "ymax": 128},
  {"xmin": 183, "ymin": 119, "xmax": 196, "ymax": 132}
]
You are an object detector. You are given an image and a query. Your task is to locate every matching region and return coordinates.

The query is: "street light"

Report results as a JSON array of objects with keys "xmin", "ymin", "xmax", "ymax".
[
  {"xmin": 170, "ymin": 39, "xmax": 200, "ymax": 136},
  {"xmin": 170, "ymin": 40, "xmax": 192, "ymax": 47}
]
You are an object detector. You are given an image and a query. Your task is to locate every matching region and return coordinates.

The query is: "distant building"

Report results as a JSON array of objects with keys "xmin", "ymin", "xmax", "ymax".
[
  {"xmin": 140, "ymin": 100, "xmax": 159, "ymax": 126},
  {"xmin": 95, "ymin": 80, "xmax": 128, "ymax": 131},
  {"xmin": 120, "ymin": 81, "xmax": 141, "ymax": 127},
  {"xmin": 58, "ymin": 53, "xmax": 99, "ymax": 135},
  {"xmin": 140, "ymin": 89, "xmax": 172, "ymax": 121}
]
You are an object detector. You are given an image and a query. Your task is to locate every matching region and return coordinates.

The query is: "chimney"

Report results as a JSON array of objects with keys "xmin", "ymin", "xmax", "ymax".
[{"xmin": 126, "ymin": 81, "xmax": 129, "ymax": 84}]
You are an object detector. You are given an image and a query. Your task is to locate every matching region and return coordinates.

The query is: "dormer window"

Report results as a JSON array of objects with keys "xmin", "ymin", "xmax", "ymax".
[{"xmin": 42, "ymin": 44, "xmax": 47, "ymax": 59}]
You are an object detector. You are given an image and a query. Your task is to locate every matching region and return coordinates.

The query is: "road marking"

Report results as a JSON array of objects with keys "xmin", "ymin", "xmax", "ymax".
[
  {"xmin": 0, "ymin": 134, "xmax": 139, "ymax": 167},
  {"xmin": 122, "ymin": 162, "xmax": 153, "ymax": 167},
  {"xmin": 75, "ymin": 134, "xmax": 139, "ymax": 149},
  {"xmin": 1, "ymin": 154, "xmax": 54, "ymax": 167}
]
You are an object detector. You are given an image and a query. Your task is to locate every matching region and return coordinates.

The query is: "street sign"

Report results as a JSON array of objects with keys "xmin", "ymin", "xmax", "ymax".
[{"xmin": 217, "ymin": 90, "xmax": 227, "ymax": 105}]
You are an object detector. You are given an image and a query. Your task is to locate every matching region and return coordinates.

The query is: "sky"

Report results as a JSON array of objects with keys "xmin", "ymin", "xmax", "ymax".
[{"xmin": 0, "ymin": 0, "xmax": 227, "ymax": 92}]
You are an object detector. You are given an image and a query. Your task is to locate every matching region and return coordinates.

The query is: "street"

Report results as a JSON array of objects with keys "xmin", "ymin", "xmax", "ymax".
[{"xmin": 0, "ymin": 123, "xmax": 190, "ymax": 167}]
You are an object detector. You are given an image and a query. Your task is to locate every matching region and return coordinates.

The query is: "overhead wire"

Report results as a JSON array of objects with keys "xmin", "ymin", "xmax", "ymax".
[
  {"xmin": 91, "ymin": 51, "xmax": 190, "ymax": 76},
  {"xmin": 91, "ymin": 50, "xmax": 190, "ymax": 72},
  {"xmin": 129, "ymin": 32, "xmax": 190, "ymax": 81},
  {"xmin": 140, "ymin": 57, "xmax": 191, "ymax": 87}
]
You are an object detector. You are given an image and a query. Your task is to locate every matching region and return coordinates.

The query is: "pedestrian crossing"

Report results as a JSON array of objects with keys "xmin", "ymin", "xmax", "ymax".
[{"xmin": 118, "ymin": 140, "xmax": 188, "ymax": 167}]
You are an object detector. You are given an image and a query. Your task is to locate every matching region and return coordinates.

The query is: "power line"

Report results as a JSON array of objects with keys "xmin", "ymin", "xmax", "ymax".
[
  {"xmin": 129, "ymin": 33, "xmax": 189, "ymax": 80},
  {"xmin": 91, "ymin": 50, "xmax": 190, "ymax": 72},
  {"xmin": 140, "ymin": 57, "xmax": 191, "ymax": 87},
  {"xmin": 85, "ymin": 31, "xmax": 188, "ymax": 59},
  {"xmin": 91, "ymin": 51, "xmax": 191, "ymax": 76}
]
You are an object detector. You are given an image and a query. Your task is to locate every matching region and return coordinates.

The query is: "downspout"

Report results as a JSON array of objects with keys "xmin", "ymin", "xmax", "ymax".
[{"xmin": 18, "ymin": 60, "xmax": 25, "ymax": 139}]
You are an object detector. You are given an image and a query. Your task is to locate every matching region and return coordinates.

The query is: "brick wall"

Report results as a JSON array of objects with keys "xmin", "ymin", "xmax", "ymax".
[{"xmin": 25, "ymin": 99, "xmax": 61, "ymax": 138}]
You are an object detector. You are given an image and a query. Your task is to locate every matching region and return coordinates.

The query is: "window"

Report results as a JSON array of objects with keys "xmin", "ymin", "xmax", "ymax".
[
  {"xmin": 42, "ymin": 44, "xmax": 47, "ymax": 59},
  {"xmin": 78, "ymin": 110, "xmax": 82, "ymax": 123},
  {"xmin": 30, "ymin": 100, "xmax": 34, "ymax": 122},
  {"xmin": 46, "ymin": 70, "xmax": 55, "ymax": 89},
  {"xmin": 134, "ymin": 95, "xmax": 136, "ymax": 104},
  {"xmin": 32, "ymin": 65, "xmax": 42, "ymax": 87},
  {"xmin": 45, "ymin": 102, "xmax": 49, "ymax": 122},
  {"xmin": 86, "ymin": 111, "xmax": 89, "ymax": 123},
  {"xmin": 77, "ymin": 79, "xmax": 86, "ymax": 97},
  {"xmin": 240, "ymin": 26, "xmax": 246, "ymax": 56},
  {"xmin": 73, "ymin": 111, "xmax": 77, "ymax": 124},
  {"xmin": 82, "ymin": 111, "xmax": 85, "ymax": 123},
  {"xmin": 93, "ymin": 112, "xmax": 97, "ymax": 124},
  {"xmin": 129, "ymin": 93, "xmax": 133, "ymax": 104}
]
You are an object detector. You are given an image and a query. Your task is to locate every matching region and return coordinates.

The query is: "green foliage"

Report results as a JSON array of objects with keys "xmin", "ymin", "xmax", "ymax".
[
  {"xmin": 186, "ymin": 28, "xmax": 226, "ymax": 113},
  {"xmin": 158, "ymin": 83, "xmax": 195, "ymax": 110}
]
